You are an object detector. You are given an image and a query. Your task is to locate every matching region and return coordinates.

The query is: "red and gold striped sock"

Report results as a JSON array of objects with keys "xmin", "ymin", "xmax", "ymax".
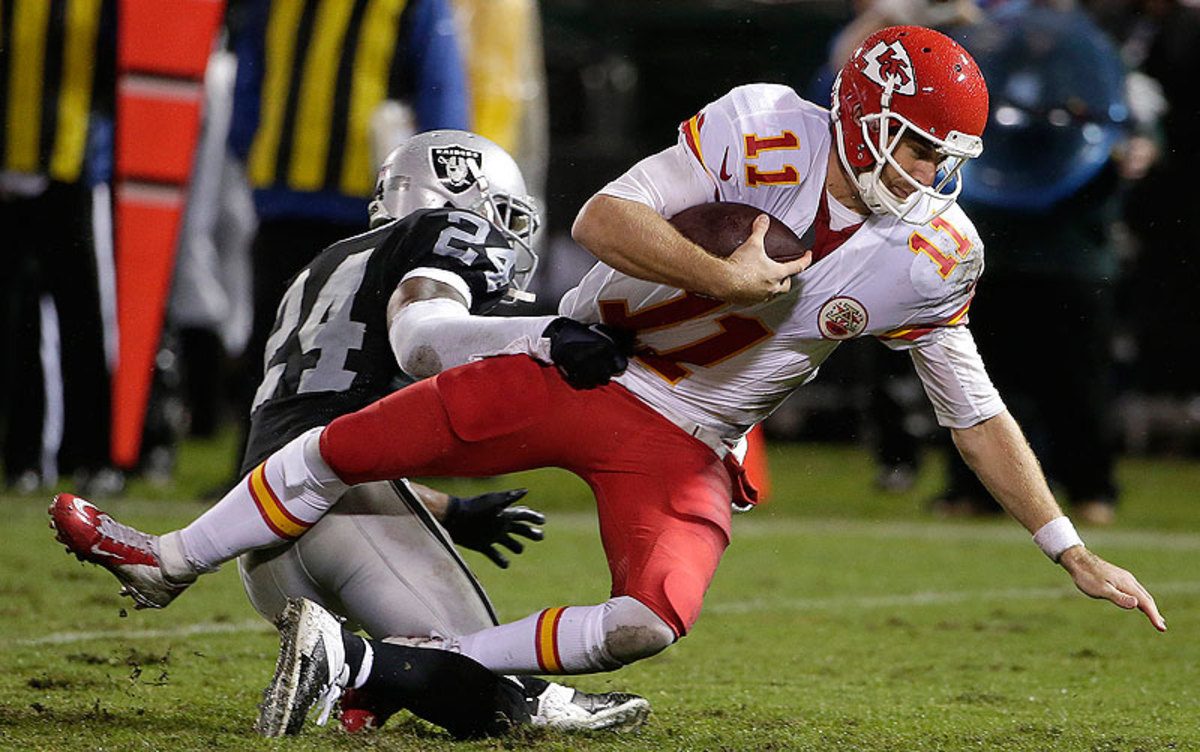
[
  {"xmin": 174, "ymin": 428, "xmax": 344, "ymax": 571},
  {"xmin": 451, "ymin": 604, "xmax": 622, "ymax": 675}
]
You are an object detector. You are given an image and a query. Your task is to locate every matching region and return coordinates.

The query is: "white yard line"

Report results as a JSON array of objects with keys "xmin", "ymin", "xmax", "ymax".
[
  {"xmin": 15, "ymin": 619, "xmax": 273, "ymax": 647},
  {"xmin": 727, "ymin": 515, "xmax": 1200, "ymax": 551},
  {"xmin": 22, "ymin": 516, "xmax": 1196, "ymax": 647},
  {"xmin": 706, "ymin": 580, "xmax": 1200, "ymax": 615},
  {"xmin": 544, "ymin": 512, "xmax": 1200, "ymax": 551},
  {"xmin": 23, "ymin": 580, "xmax": 1197, "ymax": 647}
]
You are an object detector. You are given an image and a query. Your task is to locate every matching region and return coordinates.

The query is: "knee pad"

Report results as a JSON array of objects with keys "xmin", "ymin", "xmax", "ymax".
[{"xmin": 600, "ymin": 596, "xmax": 677, "ymax": 664}]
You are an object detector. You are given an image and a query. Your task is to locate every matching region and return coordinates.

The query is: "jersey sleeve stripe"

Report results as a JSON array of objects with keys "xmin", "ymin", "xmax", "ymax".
[
  {"xmin": 248, "ymin": 462, "xmax": 311, "ymax": 539},
  {"xmin": 878, "ymin": 297, "xmax": 973, "ymax": 341},
  {"xmin": 679, "ymin": 114, "xmax": 707, "ymax": 171},
  {"xmin": 679, "ymin": 113, "xmax": 722, "ymax": 199}
]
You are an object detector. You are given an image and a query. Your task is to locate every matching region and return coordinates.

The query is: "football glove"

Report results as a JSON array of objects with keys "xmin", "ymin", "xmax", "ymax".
[
  {"xmin": 543, "ymin": 317, "xmax": 635, "ymax": 389},
  {"xmin": 442, "ymin": 488, "xmax": 545, "ymax": 569}
]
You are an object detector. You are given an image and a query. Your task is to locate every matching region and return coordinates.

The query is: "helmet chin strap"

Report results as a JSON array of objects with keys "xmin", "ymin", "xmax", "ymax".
[{"xmin": 832, "ymin": 117, "xmax": 898, "ymax": 219}]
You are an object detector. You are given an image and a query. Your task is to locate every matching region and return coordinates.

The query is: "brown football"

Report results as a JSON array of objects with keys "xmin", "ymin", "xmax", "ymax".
[{"xmin": 668, "ymin": 202, "xmax": 808, "ymax": 262}]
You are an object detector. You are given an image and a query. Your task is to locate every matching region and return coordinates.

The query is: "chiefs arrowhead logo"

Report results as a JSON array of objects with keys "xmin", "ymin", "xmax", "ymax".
[{"xmin": 861, "ymin": 40, "xmax": 917, "ymax": 96}]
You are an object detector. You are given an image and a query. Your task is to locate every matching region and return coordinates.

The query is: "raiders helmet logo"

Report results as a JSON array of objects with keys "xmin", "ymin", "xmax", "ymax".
[
  {"xmin": 861, "ymin": 40, "xmax": 917, "ymax": 96},
  {"xmin": 818, "ymin": 296, "xmax": 869, "ymax": 340},
  {"xmin": 430, "ymin": 145, "xmax": 483, "ymax": 194}
]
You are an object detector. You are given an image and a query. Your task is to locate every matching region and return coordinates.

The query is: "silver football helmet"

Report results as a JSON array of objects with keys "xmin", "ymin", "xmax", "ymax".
[{"xmin": 368, "ymin": 129, "xmax": 541, "ymax": 294}]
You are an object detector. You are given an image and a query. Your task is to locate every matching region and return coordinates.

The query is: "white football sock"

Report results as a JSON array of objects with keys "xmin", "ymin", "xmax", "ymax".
[
  {"xmin": 171, "ymin": 427, "xmax": 348, "ymax": 574},
  {"xmin": 450, "ymin": 602, "xmax": 622, "ymax": 675}
]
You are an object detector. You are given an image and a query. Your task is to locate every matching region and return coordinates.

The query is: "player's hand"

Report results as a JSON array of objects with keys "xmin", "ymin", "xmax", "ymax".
[
  {"xmin": 722, "ymin": 215, "xmax": 812, "ymax": 305},
  {"xmin": 442, "ymin": 489, "xmax": 545, "ymax": 568},
  {"xmin": 1059, "ymin": 546, "xmax": 1167, "ymax": 632},
  {"xmin": 543, "ymin": 317, "xmax": 635, "ymax": 389}
]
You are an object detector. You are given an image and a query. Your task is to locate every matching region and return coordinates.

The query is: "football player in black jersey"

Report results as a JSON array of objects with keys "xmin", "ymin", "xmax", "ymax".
[{"xmin": 52, "ymin": 130, "xmax": 645, "ymax": 736}]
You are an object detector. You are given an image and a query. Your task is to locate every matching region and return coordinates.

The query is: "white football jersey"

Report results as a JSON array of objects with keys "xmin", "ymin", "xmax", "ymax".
[{"xmin": 560, "ymin": 84, "xmax": 996, "ymax": 441}]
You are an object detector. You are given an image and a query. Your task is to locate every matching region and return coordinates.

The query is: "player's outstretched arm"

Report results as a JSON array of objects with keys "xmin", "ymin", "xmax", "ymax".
[
  {"xmin": 573, "ymin": 195, "xmax": 807, "ymax": 305},
  {"xmin": 387, "ymin": 277, "xmax": 630, "ymax": 388},
  {"xmin": 951, "ymin": 411, "xmax": 1166, "ymax": 632}
]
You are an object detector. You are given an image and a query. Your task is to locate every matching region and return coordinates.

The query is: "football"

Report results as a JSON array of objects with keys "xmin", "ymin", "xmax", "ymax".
[{"xmin": 668, "ymin": 202, "xmax": 808, "ymax": 262}]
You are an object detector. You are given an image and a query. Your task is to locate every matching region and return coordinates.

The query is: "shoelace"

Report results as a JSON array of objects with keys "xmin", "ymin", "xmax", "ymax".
[
  {"xmin": 314, "ymin": 661, "xmax": 350, "ymax": 726},
  {"xmin": 96, "ymin": 515, "xmax": 158, "ymax": 556}
]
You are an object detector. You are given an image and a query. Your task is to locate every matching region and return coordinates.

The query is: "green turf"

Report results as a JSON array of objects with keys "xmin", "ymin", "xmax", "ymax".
[{"xmin": 5, "ymin": 434, "xmax": 1197, "ymax": 750}]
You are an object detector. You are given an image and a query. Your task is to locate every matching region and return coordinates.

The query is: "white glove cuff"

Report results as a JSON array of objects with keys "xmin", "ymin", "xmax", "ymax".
[{"xmin": 1033, "ymin": 516, "xmax": 1084, "ymax": 562}]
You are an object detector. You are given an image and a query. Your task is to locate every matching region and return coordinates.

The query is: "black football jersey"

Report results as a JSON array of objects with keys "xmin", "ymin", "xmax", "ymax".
[{"xmin": 242, "ymin": 208, "xmax": 517, "ymax": 473}]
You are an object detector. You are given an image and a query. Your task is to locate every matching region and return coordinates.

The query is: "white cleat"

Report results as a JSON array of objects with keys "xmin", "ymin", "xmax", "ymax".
[
  {"xmin": 255, "ymin": 598, "xmax": 348, "ymax": 737},
  {"xmin": 530, "ymin": 682, "xmax": 651, "ymax": 732}
]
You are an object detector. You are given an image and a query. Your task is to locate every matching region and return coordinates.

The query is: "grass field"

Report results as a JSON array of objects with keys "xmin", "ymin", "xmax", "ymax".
[{"xmin": 5, "ymin": 434, "xmax": 1197, "ymax": 751}]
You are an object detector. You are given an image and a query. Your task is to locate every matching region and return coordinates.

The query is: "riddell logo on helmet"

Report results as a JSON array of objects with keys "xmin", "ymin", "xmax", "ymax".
[
  {"xmin": 430, "ymin": 145, "xmax": 483, "ymax": 193},
  {"xmin": 861, "ymin": 41, "xmax": 917, "ymax": 96}
]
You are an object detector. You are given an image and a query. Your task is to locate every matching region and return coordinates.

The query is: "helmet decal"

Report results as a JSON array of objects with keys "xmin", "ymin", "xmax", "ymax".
[
  {"xmin": 430, "ymin": 145, "xmax": 483, "ymax": 194},
  {"xmin": 861, "ymin": 40, "xmax": 916, "ymax": 96}
]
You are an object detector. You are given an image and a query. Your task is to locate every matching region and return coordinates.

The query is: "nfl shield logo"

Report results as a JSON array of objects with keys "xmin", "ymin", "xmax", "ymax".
[{"xmin": 430, "ymin": 145, "xmax": 483, "ymax": 194}]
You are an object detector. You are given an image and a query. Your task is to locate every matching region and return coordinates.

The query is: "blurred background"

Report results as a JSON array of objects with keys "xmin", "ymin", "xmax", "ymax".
[{"xmin": 2, "ymin": 0, "xmax": 1198, "ymax": 525}]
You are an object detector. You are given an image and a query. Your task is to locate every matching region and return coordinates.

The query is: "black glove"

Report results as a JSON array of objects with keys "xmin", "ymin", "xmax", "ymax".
[
  {"xmin": 442, "ymin": 489, "xmax": 545, "ymax": 568},
  {"xmin": 543, "ymin": 317, "xmax": 635, "ymax": 389}
]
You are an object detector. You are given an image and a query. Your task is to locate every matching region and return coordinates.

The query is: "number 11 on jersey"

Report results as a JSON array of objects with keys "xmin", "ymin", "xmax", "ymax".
[{"xmin": 599, "ymin": 292, "xmax": 773, "ymax": 384}]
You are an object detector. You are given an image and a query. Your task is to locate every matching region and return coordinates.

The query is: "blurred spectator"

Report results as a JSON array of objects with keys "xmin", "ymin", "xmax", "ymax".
[
  {"xmin": 224, "ymin": 0, "xmax": 471, "ymax": 470},
  {"xmin": 1087, "ymin": 0, "xmax": 1200, "ymax": 401},
  {"xmin": 451, "ymin": 0, "xmax": 551, "ymax": 304},
  {"xmin": 166, "ymin": 38, "xmax": 256, "ymax": 449},
  {"xmin": 452, "ymin": 0, "xmax": 549, "ymax": 201},
  {"xmin": 0, "ymin": 0, "xmax": 123, "ymax": 496},
  {"xmin": 932, "ymin": 2, "xmax": 1138, "ymax": 524}
]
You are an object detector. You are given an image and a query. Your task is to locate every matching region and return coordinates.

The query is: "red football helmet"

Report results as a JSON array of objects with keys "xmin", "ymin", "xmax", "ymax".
[{"xmin": 831, "ymin": 25, "xmax": 989, "ymax": 223}]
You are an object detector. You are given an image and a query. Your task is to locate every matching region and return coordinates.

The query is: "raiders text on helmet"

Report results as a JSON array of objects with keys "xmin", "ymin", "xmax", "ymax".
[
  {"xmin": 831, "ymin": 26, "xmax": 989, "ymax": 223},
  {"xmin": 368, "ymin": 130, "xmax": 542, "ymax": 294}
]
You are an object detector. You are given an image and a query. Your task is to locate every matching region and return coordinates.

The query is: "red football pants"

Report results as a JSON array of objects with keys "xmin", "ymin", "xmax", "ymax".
[{"xmin": 320, "ymin": 355, "xmax": 732, "ymax": 636}]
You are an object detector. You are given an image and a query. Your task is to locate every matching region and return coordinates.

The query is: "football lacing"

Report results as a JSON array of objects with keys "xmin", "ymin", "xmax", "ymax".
[
  {"xmin": 96, "ymin": 514, "xmax": 158, "ymax": 557},
  {"xmin": 313, "ymin": 659, "xmax": 350, "ymax": 726}
]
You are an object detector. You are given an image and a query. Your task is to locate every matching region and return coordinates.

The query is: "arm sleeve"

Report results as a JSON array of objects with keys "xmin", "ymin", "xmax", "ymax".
[
  {"xmin": 598, "ymin": 144, "xmax": 717, "ymax": 217},
  {"xmin": 909, "ymin": 327, "xmax": 1006, "ymax": 429},
  {"xmin": 405, "ymin": 0, "xmax": 471, "ymax": 130},
  {"xmin": 388, "ymin": 297, "xmax": 556, "ymax": 379}
]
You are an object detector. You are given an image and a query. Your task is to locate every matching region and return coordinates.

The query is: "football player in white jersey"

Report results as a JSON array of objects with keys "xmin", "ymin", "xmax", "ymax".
[
  {"xmin": 50, "ymin": 26, "xmax": 1165, "ymax": 730},
  {"xmin": 50, "ymin": 130, "xmax": 646, "ymax": 736}
]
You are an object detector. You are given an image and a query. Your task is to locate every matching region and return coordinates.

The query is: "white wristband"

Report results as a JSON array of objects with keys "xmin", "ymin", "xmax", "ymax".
[{"xmin": 1032, "ymin": 516, "xmax": 1084, "ymax": 562}]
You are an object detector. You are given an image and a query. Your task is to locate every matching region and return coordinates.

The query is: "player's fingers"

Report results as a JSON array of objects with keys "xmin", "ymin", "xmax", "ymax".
[
  {"xmin": 499, "ymin": 534, "xmax": 524, "ymax": 554},
  {"xmin": 511, "ymin": 523, "xmax": 545, "ymax": 541},
  {"xmin": 1098, "ymin": 581, "xmax": 1138, "ymax": 610},
  {"xmin": 486, "ymin": 547, "xmax": 510, "ymax": 569},
  {"xmin": 1137, "ymin": 594, "xmax": 1168, "ymax": 632},
  {"xmin": 506, "ymin": 506, "xmax": 546, "ymax": 525},
  {"xmin": 779, "ymin": 249, "xmax": 813, "ymax": 276},
  {"xmin": 1118, "ymin": 576, "xmax": 1167, "ymax": 631},
  {"xmin": 503, "ymin": 488, "xmax": 529, "ymax": 504},
  {"xmin": 749, "ymin": 213, "xmax": 771, "ymax": 243}
]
